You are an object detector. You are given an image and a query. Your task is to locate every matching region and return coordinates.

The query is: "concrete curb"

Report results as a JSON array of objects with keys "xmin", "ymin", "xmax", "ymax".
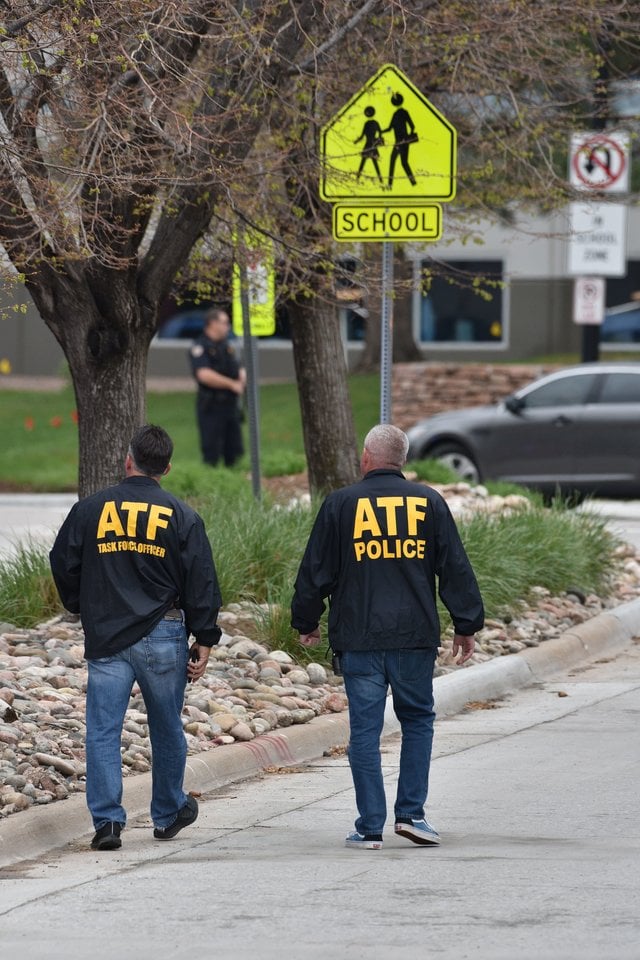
[{"xmin": 2, "ymin": 596, "xmax": 640, "ymax": 868}]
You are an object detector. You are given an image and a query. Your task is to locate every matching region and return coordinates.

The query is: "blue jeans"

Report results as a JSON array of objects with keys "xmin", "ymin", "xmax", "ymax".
[
  {"xmin": 341, "ymin": 648, "xmax": 437, "ymax": 836},
  {"xmin": 86, "ymin": 617, "xmax": 189, "ymax": 830}
]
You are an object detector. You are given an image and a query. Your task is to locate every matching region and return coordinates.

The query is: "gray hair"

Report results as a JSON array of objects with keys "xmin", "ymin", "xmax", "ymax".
[{"xmin": 363, "ymin": 424, "xmax": 409, "ymax": 468}]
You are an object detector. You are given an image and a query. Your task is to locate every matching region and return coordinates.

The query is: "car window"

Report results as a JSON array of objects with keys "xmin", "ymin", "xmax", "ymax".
[
  {"xmin": 522, "ymin": 373, "xmax": 598, "ymax": 408},
  {"xmin": 598, "ymin": 372, "xmax": 640, "ymax": 404}
]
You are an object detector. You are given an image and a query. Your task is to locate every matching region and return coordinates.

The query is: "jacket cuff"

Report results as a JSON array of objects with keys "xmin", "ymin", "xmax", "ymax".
[
  {"xmin": 291, "ymin": 616, "xmax": 319, "ymax": 634},
  {"xmin": 194, "ymin": 626, "xmax": 222, "ymax": 647}
]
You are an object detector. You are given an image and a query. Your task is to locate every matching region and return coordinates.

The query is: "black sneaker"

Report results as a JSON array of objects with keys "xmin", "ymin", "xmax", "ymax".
[
  {"xmin": 153, "ymin": 795, "xmax": 199, "ymax": 840},
  {"xmin": 91, "ymin": 822, "xmax": 122, "ymax": 851}
]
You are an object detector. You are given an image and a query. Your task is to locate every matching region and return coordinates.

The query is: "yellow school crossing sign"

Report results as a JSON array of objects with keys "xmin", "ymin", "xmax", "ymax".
[{"xmin": 320, "ymin": 64, "xmax": 457, "ymax": 241}]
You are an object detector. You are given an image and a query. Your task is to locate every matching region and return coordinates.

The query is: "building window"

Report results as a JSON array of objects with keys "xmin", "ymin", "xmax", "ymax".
[{"xmin": 418, "ymin": 259, "xmax": 504, "ymax": 345}]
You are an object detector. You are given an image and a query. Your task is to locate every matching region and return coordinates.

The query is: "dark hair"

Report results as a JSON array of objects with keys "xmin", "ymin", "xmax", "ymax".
[
  {"xmin": 205, "ymin": 307, "xmax": 230, "ymax": 324},
  {"xmin": 129, "ymin": 424, "xmax": 173, "ymax": 477}
]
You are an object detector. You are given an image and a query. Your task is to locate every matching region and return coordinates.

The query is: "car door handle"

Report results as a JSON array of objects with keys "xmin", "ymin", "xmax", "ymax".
[{"xmin": 552, "ymin": 415, "xmax": 572, "ymax": 427}]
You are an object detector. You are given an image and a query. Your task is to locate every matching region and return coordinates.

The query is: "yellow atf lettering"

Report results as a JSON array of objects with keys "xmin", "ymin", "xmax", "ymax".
[
  {"xmin": 382, "ymin": 539, "xmax": 398, "ymax": 559},
  {"xmin": 120, "ymin": 501, "xmax": 149, "ymax": 537},
  {"xmin": 376, "ymin": 496, "xmax": 404, "ymax": 535},
  {"xmin": 353, "ymin": 538, "xmax": 427, "ymax": 562},
  {"xmin": 403, "ymin": 539, "xmax": 416, "ymax": 559},
  {"xmin": 146, "ymin": 504, "xmax": 173, "ymax": 540},
  {"xmin": 406, "ymin": 497, "xmax": 428, "ymax": 535},
  {"xmin": 353, "ymin": 498, "xmax": 382, "ymax": 538},
  {"xmin": 354, "ymin": 541, "xmax": 367, "ymax": 561},
  {"xmin": 97, "ymin": 501, "xmax": 125, "ymax": 539}
]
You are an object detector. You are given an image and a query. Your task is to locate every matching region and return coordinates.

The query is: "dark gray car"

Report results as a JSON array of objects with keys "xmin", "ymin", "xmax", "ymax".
[{"xmin": 405, "ymin": 362, "xmax": 640, "ymax": 496}]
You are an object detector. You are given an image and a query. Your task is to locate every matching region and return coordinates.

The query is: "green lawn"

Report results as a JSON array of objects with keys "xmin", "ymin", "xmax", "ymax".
[{"xmin": 0, "ymin": 374, "xmax": 381, "ymax": 491}]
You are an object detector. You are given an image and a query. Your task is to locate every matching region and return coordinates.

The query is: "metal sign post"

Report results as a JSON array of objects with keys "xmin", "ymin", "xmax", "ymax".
[
  {"xmin": 380, "ymin": 241, "xmax": 394, "ymax": 423},
  {"xmin": 238, "ymin": 260, "xmax": 261, "ymax": 501}
]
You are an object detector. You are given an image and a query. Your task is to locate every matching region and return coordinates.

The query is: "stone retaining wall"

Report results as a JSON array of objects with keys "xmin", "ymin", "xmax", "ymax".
[{"xmin": 392, "ymin": 362, "xmax": 561, "ymax": 430}]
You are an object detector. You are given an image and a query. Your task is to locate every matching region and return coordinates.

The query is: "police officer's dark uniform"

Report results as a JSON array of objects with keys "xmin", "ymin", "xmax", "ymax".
[{"xmin": 189, "ymin": 329, "xmax": 244, "ymax": 467}]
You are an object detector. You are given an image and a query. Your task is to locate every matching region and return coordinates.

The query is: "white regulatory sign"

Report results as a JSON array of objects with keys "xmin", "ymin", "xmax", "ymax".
[
  {"xmin": 573, "ymin": 277, "xmax": 605, "ymax": 325},
  {"xmin": 567, "ymin": 202, "xmax": 627, "ymax": 278},
  {"xmin": 569, "ymin": 131, "xmax": 630, "ymax": 193}
]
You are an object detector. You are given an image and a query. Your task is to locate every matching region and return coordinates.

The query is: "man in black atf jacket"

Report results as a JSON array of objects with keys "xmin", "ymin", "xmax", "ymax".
[
  {"xmin": 291, "ymin": 423, "xmax": 484, "ymax": 850},
  {"xmin": 189, "ymin": 307, "xmax": 246, "ymax": 467},
  {"xmin": 50, "ymin": 425, "xmax": 222, "ymax": 851}
]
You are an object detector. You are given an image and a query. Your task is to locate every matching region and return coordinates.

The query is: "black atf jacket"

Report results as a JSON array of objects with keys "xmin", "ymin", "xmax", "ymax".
[
  {"xmin": 50, "ymin": 475, "xmax": 222, "ymax": 659},
  {"xmin": 291, "ymin": 469, "xmax": 484, "ymax": 651}
]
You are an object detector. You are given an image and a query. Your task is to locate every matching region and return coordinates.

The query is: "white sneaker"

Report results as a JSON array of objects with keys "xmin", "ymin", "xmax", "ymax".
[{"xmin": 345, "ymin": 831, "xmax": 383, "ymax": 849}]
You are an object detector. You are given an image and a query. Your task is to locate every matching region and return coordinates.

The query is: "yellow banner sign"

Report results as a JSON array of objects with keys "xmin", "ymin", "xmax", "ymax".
[
  {"xmin": 333, "ymin": 203, "xmax": 442, "ymax": 242},
  {"xmin": 231, "ymin": 231, "xmax": 276, "ymax": 337}
]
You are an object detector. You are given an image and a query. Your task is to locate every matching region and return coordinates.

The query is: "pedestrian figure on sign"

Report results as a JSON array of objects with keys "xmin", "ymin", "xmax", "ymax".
[
  {"xmin": 383, "ymin": 93, "xmax": 417, "ymax": 188},
  {"xmin": 354, "ymin": 106, "xmax": 384, "ymax": 185}
]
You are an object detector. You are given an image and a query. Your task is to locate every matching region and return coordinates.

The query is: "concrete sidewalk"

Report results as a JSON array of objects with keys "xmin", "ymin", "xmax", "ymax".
[
  {"xmin": 0, "ymin": 493, "xmax": 76, "ymax": 559},
  {"xmin": 2, "ymin": 595, "xmax": 639, "ymax": 869}
]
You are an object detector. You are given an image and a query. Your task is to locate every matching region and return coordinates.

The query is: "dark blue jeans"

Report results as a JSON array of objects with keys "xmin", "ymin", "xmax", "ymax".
[
  {"xmin": 341, "ymin": 648, "xmax": 437, "ymax": 836},
  {"xmin": 86, "ymin": 617, "xmax": 189, "ymax": 830}
]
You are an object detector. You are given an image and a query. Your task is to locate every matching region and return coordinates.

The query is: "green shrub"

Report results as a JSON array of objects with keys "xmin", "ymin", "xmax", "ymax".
[
  {"xmin": 406, "ymin": 458, "xmax": 461, "ymax": 485},
  {"xmin": 453, "ymin": 501, "xmax": 621, "ymax": 623},
  {"xmin": 0, "ymin": 542, "xmax": 63, "ymax": 628}
]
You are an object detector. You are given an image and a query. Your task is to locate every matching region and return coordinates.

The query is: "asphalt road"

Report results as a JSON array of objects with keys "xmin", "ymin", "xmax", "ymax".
[{"xmin": 1, "ymin": 642, "xmax": 639, "ymax": 960}]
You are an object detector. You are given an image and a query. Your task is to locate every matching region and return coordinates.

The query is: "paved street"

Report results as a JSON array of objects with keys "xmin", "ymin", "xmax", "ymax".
[{"xmin": 1, "ymin": 643, "xmax": 639, "ymax": 960}]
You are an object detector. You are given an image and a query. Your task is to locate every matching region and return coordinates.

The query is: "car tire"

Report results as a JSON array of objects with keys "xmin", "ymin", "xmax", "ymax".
[{"xmin": 427, "ymin": 443, "xmax": 480, "ymax": 484}]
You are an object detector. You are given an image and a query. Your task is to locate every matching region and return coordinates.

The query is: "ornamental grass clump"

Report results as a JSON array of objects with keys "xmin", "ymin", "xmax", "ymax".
[
  {"xmin": 0, "ymin": 540, "xmax": 62, "ymax": 628},
  {"xmin": 457, "ymin": 500, "xmax": 621, "ymax": 622}
]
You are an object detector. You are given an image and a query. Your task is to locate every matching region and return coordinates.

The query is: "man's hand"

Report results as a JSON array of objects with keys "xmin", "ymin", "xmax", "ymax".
[
  {"xmin": 452, "ymin": 633, "xmax": 475, "ymax": 665},
  {"xmin": 187, "ymin": 643, "xmax": 211, "ymax": 682},
  {"xmin": 299, "ymin": 627, "xmax": 321, "ymax": 647}
]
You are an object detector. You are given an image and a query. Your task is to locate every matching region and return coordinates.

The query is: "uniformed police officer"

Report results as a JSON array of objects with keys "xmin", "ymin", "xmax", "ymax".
[
  {"xmin": 189, "ymin": 307, "xmax": 246, "ymax": 467},
  {"xmin": 291, "ymin": 424, "xmax": 484, "ymax": 851},
  {"xmin": 50, "ymin": 425, "xmax": 222, "ymax": 851}
]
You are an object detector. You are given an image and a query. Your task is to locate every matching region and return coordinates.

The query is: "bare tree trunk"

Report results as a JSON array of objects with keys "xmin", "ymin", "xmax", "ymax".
[
  {"xmin": 288, "ymin": 299, "xmax": 359, "ymax": 497},
  {"xmin": 28, "ymin": 270, "xmax": 151, "ymax": 497}
]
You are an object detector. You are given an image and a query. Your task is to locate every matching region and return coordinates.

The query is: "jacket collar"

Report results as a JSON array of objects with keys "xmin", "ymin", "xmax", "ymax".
[{"xmin": 363, "ymin": 468, "xmax": 405, "ymax": 480}]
